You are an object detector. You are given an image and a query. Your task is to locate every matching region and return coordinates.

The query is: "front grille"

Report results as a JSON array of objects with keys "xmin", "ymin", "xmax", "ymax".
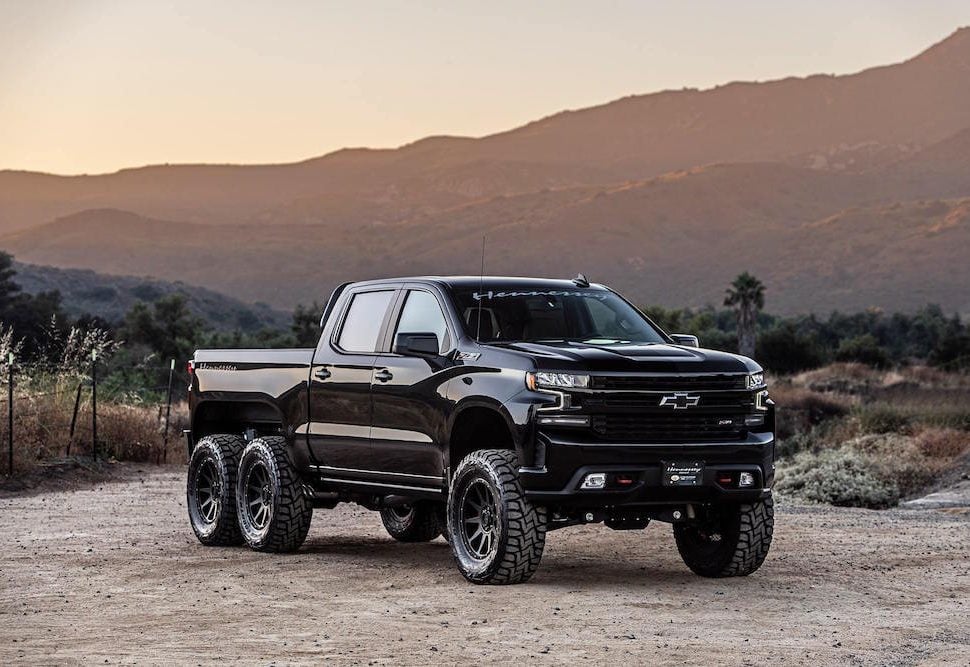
[
  {"xmin": 590, "ymin": 374, "xmax": 747, "ymax": 391},
  {"xmin": 590, "ymin": 414, "xmax": 746, "ymax": 442},
  {"xmin": 582, "ymin": 391, "xmax": 754, "ymax": 412}
]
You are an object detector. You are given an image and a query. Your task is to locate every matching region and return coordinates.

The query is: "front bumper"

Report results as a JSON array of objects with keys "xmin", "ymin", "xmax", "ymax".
[{"xmin": 519, "ymin": 431, "xmax": 775, "ymax": 507}]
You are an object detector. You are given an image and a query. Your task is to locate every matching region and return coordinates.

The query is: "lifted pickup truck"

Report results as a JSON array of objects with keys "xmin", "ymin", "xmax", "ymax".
[{"xmin": 186, "ymin": 276, "xmax": 775, "ymax": 584}]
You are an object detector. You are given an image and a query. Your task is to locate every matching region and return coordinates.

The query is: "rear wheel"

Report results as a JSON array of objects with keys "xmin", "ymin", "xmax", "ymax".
[
  {"xmin": 236, "ymin": 436, "xmax": 313, "ymax": 552},
  {"xmin": 186, "ymin": 434, "xmax": 245, "ymax": 546},
  {"xmin": 380, "ymin": 502, "xmax": 441, "ymax": 542},
  {"xmin": 673, "ymin": 497, "xmax": 774, "ymax": 577},
  {"xmin": 447, "ymin": 449, "xmax": 546, "ymax": 585}
]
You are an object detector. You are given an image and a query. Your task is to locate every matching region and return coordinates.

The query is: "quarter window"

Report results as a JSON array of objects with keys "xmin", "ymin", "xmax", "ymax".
[
  {"xmin": 337, "ymin": 290, "xmax": 394, "ymax": 353},
  {"xmin": 395, "ymin": 290, "xmax": 450, "ymax": 353}
]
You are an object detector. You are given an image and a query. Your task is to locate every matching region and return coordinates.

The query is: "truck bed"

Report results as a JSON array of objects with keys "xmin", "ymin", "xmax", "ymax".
[
  {"xmin": 194, "ymin": 348, "xmax": 314, "ymax": 367},
  {"xmin": 192, "ymin": 348, "xmax": 314, "ymax": 405}
]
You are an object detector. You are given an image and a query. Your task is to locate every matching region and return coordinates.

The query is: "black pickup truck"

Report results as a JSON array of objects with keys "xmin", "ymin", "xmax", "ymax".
[{"xmin": 186, "ymin": 276, "xmax": 774, "ymax": 584}]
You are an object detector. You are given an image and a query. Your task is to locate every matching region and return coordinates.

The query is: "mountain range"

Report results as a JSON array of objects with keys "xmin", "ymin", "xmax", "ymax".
[
  {"xmin": 2, "ymin": 27, "xmax": 969, "ymax": 316},
  {"xmin": 13, "ymin": 262, "xmax": 289, "ymax": 332}
]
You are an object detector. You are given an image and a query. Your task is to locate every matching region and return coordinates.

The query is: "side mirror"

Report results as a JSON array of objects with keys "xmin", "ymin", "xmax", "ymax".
[
  {"xmin": 670, "ymin": 333, "xmax": 699, "ymax": 348},
  {"xmin": 394, "ymin": 332, "xmax": 440, "ymax": 356}
]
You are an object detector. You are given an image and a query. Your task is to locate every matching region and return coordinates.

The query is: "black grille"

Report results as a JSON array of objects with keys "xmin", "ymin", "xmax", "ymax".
[
  {"xmin": 590, "ymin": 414, "xmax": 746, "ymax": 442},
  {"xmin": 590, "ymin": 374, "xmax": 747, "ymax": 391},
  {"xmin": 582, "ymin": 391, "xmax": 754, "ymax": 412}
]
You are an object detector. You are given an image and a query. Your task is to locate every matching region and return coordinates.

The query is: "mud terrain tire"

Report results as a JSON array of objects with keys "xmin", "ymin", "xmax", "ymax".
[
  {"xmin": 674, "ymin": 497, "xmax": 774, "ymax": 577},
  {"xmin": 380, "ymin": 502, "xmax": 442, "ymax": 542},
  {"xmin": 236, "ymin": 436, "xmax": 313, "ymax": 552},
  {"xmin": 187, "ymin": 433, "xmax": 245, "ymax": 546},
  {"xmin": 447, "ymin": 449, "xmax": 546, "ymax": 585}
]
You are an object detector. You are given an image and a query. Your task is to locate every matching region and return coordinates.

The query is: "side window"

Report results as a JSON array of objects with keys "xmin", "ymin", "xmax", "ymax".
[
  {"xmin": 337, "ymin": 290, "xmax": 395, "ymax": 353},
  {"xmin": 395, "ymin": 290, "xmax": 450, "ymax": 353}
]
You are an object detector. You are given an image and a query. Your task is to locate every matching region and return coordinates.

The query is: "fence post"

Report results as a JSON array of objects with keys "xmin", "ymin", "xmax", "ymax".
[
  {"xmin": 91, "ymin": 350, "xmax": 98, "ymax": 462},
  {"xmin": 68, "ymin": 381, "xmax": 83, "ymax": 456},
  {"xmin": 7, "ymin": 352, "xmax": 13, "ymax": 475},
  {"xmin": 162, "ymin": 359, "xmax": 175, "ymax": 463}
]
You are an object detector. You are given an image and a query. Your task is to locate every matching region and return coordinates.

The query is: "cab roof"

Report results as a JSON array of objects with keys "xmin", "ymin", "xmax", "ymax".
[{"xmin": 349, "ymin": 276, "xmax": 607, "ymax": 290}]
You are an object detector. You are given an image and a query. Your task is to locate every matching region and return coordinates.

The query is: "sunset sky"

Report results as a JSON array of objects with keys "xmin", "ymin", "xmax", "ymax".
[{"xmin": 2, "ymin": 0, "xmax": 969, "ymax": 175}]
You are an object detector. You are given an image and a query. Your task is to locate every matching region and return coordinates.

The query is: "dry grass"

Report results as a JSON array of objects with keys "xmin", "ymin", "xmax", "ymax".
[
  {"xmin": 775, "ymin": 364, "xmax": 970, "ymax": 507},
  {"xmin": 792, "ymin": 363, "xmax": 970, "ymax": 392},
  {"xmin": 771, "ymin": 382, "xmax": 851, "ymax": 439},
  {"xmin": 1, "ymin": 381, "xmax": 188, "ymax": 474}
]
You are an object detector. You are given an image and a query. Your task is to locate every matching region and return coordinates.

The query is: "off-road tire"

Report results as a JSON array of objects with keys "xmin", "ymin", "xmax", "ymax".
[
  {"xmin": 236, "ymin": 436, "xmax": 313, "ymax": 552},
  {"xmin": 380, "ymin": 502, "xmax": 442, "ymax": 542},
  {"xmin": 447, "ymin": 449, "xmax": 546, "ymax": 585},
  {"xmin": 186, "ymin": 433, "xmax": 245, "ymax": 546},
  {"xmin": 673, "ymin": 497, "xmax": 774, "ymax": 577}
]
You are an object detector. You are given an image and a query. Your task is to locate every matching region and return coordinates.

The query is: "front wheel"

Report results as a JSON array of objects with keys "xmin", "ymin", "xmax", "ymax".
[
  {"xmin": 673, "ymin": 497, "xmax": 774, "ymax": 577},
  {"xmin": 447, "ymin": 449, "xmax": 547, "ymax": 585},
  {"xmin": 235, "ymin": 436, "xmax": 313, "ymax": 552}
]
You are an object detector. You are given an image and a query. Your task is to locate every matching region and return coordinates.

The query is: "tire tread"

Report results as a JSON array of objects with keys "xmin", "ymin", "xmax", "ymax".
[{"xmin": 450, "ymin": 449, "xmax": 546, "ymax": 585}]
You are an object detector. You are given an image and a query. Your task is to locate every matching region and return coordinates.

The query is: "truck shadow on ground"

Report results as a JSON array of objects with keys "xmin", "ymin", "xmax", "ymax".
[{"xmin": 297, "ymin": 534, "xmax": 707, "ymax": 588}]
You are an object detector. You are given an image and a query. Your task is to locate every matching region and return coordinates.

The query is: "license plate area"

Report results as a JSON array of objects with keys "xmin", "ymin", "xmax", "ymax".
[{"xmin": 662, "ymin": 461, "xmax": 704, "ymax": 486}]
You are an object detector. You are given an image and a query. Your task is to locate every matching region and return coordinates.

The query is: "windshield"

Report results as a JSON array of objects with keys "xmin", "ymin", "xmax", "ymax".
[{"xmin": 451, "ymin": 287, "xmax": 668, "ymax": 345}]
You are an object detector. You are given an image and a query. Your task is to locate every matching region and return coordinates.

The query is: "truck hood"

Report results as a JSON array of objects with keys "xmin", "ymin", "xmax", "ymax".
[{"xmin": 491, "ymin": 340, "xmax": 759, "ymax": 374}]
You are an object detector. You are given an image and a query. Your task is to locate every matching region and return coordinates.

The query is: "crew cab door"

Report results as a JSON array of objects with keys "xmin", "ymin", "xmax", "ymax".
[
  {"xmin": 307, "ymin": 286, "xmax": 397, "ymax": 471},
  {"xmin": 369, "ymin": 287, "xmax": 455, "ymax": 483}
]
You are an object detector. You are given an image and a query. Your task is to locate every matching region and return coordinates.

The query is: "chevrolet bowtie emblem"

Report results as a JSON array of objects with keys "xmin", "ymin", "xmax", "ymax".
[{"xmin": 659, "ymin": 392, "xmax": 701, "ymax": 409}]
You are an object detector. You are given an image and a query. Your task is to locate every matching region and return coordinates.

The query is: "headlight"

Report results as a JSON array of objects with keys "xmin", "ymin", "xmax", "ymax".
[
  {"xmin": 526, "ymin": 372, "xmax": 590, "ymax": 391},
  {"xmin": 746, "ymin": 372, "xmax": 765, "ymax": 390}
]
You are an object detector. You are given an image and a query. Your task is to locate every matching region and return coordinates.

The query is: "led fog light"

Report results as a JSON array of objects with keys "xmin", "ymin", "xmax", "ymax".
[
  {"xmin": 581, "ymin": 473, "xmax": 607, "ymax": 490},
  {"xmin": 738, "ymin": 472, "xmax": 756, "ymax": 488}
]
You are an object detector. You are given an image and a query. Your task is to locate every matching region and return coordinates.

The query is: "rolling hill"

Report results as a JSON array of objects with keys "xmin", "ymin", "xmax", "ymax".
[
  {"xmin": 2, "ymin": 28, "xmax": 970, "ymax": 316},
  {"xmin": 12, "ymin": 261, "xmax": 289, "ymax": 332}
]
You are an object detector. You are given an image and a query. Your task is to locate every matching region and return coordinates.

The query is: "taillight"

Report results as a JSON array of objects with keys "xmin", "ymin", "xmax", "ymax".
[{"xmin": 187, "ymin": 360, "xmax": 195, "ymax": 377}]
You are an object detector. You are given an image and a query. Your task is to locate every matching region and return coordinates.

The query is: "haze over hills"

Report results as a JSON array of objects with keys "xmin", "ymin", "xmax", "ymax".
[
  {"xmin": 2, "ymin": 28, "xmax": 970, "ymax": 316},
  {"xmin": 13, "ymin": 262, "xmax": 289, "ymax": 332}
]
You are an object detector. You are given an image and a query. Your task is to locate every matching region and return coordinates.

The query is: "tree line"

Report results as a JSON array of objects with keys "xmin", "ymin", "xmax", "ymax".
[
  {"xmin": 1, "ymin": 253, "xmax": 967, "ymax": 384},
  {"xmin": 646, "ymin": 272, "xmax": 970, "ymax": 373}
]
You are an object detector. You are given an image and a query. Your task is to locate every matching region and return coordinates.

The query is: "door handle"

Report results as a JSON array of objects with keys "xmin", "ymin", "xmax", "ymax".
[
  {"xmin": 314, "ymin": 367, "xmax": 332, "ymax": 381},
  {"xmin": 374, "ymin": 369, "xmax": 393, "ymax": 383}
]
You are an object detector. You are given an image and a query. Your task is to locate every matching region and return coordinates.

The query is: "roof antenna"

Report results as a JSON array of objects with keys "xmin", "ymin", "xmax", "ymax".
[
  {"xmin": 572, "ymin": 273, "xmax": 589, "ymax": 288},
  {"xmin": 476, "ymin": 235, "xmax": 486, "ymax": 342}
]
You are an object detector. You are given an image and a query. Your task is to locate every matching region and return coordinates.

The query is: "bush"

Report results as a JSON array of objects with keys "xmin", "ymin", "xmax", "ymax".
[
  {"xmin": 776, "ymin": 447, "xmax": 900, "ymax": 509},
  {"xmin": 756, "ymin": 324, "xmax": 826, "ymax": 374},
  {"xmin": 929, "ymin": 331, "xmax": 970, "ymax": 371},
  {"xmin": 835, "ymin": 335, "xmax": 891, "ymax": 368},
  {"xmin": 915, "ymin": 428, "xmax": 970, "ymax": 459},
  {"xmin": 775, "ymin": 430, "xmax": 817, "ymax": 459},
  {"xmin": 856, "ymin": 404, "xmax": 911, "ymax": 434}
]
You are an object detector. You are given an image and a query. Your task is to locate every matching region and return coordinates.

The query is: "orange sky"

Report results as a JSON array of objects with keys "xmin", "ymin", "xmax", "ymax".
[{"xmin": 2, "ymin": 1, "xmax": 969, "ymax": 175}]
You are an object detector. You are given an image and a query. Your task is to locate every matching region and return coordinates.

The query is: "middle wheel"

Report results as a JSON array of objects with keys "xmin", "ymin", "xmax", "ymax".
[
  {"xmin": 379, "ymin": 501, "xmax": 442, "ymax": 543},
  {"xmin": 235, "ymin": 436, "xmax": 313, "ymax": 553}
]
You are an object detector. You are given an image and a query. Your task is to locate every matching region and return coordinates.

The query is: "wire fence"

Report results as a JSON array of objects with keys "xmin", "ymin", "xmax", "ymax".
[{"xmin": 1, "ymin": 358, "xmax": 189, "ymax": 475}]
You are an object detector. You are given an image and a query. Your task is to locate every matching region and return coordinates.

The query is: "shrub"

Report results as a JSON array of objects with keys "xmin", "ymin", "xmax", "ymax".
[
  {"xmin": 856, "ymin": 404, "xmax": 911, "ymax": 434},
  {"xmin": 929, "ymin": 331, "xmax": 970, "ymax": 371},
  {"xmin": 834, "ymin": 334, "xmax": 891, "ymax": 369},
  {"xmin": 756, "ymin": 324, "xmax": 826, "ymax": 374},
  {"xmin": 775, "ymin": 430, "xmax": 817, "ymax": 459},
  {"xmin": 915, "ymin": 427, "xmax": 970, "ymax": 459},
  {"xmin": 776, "ymin": 447, "xmax": 900, "ymax": 509}
]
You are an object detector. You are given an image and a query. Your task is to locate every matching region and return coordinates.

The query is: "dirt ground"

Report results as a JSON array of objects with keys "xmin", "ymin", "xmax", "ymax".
[{"xmin": 1, "ymin": 466, "xmax": 968, "ymax": 666}]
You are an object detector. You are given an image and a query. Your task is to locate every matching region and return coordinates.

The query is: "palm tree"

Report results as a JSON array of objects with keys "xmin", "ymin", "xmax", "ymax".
[{"xmin": 724, "ymin": 272, "xmax": 765, "ymax": 358}]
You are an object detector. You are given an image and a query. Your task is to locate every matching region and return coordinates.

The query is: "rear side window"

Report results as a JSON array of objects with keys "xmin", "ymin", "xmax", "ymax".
[
  {"xmin": 337, "ymin": 290, "xmax": 394, "ymax": 352},
  {"xmin": 395, "ymin": 290, "xmax": 450, "ymax": 353}
]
